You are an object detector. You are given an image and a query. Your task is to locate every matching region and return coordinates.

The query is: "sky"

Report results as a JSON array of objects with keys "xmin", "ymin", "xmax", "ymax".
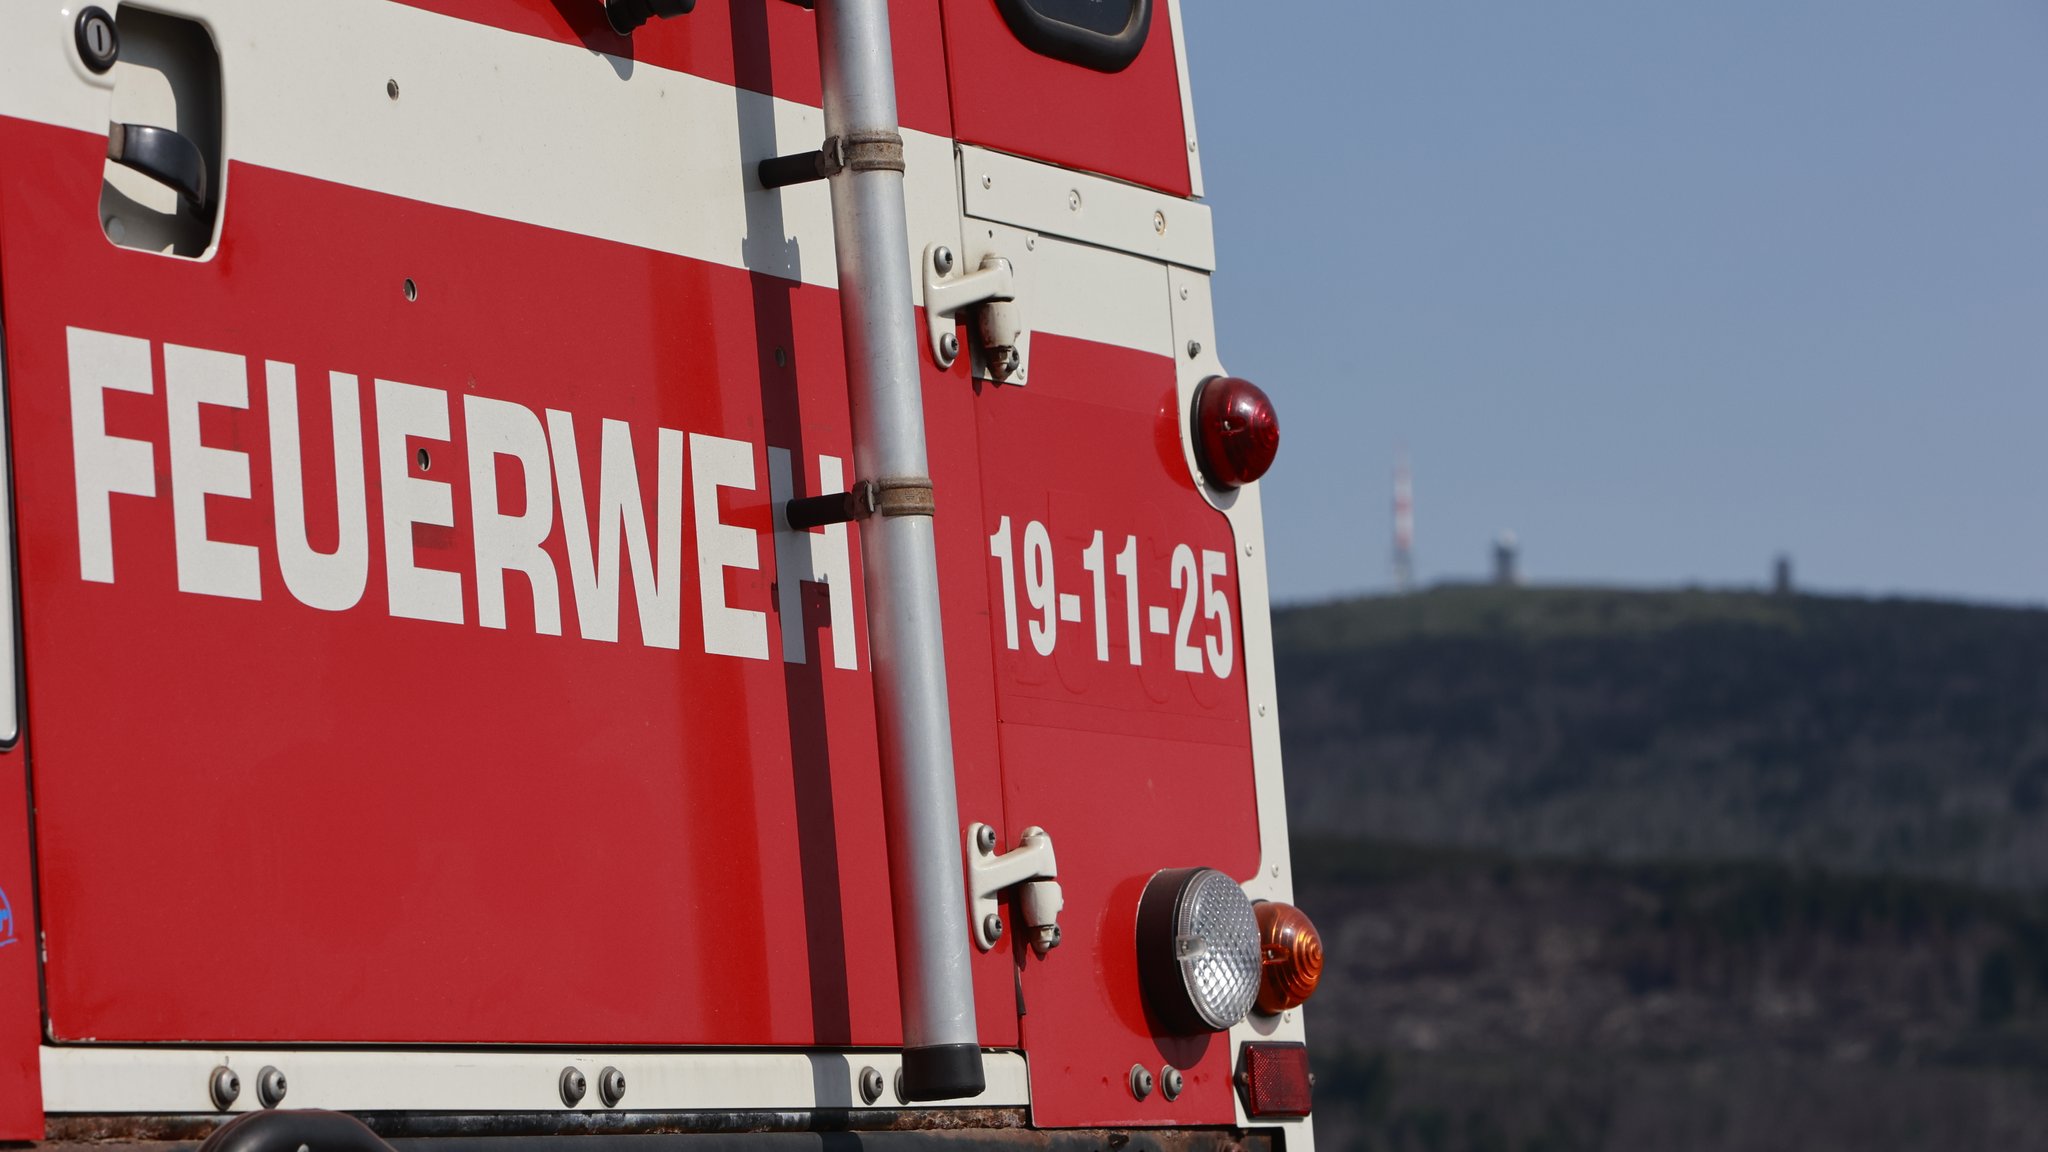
[{"xmin": 1180, "ymin": 2, "xmax": 2048, "ymax": 606}]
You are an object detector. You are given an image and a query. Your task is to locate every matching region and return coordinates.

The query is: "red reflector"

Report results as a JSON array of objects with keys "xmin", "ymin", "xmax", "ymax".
[
  {"xmin": 1192, "ymin": 375, "xmax": 1280, "ymax": 489},
  {"xmin": 1236, "ymin": 1041, "xmax": 1313, "ymax": 1118}
]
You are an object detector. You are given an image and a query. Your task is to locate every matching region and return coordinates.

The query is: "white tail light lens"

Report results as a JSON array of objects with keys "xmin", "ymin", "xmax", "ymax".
[{"xmin": 1137, "ymin": 867, "xmax": 1261, "ymax": 1032}]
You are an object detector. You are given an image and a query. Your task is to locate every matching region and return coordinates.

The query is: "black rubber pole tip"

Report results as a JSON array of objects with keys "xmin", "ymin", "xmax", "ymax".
[{"xmin": 900, "ymin": 1043, "xmax": 986, "ymax": 1102}]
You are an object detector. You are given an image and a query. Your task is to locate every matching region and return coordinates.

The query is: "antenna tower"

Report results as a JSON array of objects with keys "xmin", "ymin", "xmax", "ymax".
[{"xmin": 1392, "ymin": 450, "xmax": 1414, "ymax": 592}]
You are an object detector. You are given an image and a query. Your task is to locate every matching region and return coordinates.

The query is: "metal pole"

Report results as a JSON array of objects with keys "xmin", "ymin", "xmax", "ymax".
[{"xmin": 813, "ymin": 0, "xmax": 984, "ymax": 1101}]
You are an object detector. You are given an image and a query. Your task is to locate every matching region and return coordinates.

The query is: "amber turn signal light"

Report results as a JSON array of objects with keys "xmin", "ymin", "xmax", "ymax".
[{"xmin": 1254, "ymin": 900, "xmax": 1323, "ymax": 1015}]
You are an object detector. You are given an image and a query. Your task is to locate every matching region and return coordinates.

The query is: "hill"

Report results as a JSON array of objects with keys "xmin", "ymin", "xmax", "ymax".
[
  {"xmin": 1273, "ymin": 587, "xmax": 2048, "ymax": 1150},
  {"xmin": 1276, "ymin": 586, "xmax": 2048, "ymax": 888}
]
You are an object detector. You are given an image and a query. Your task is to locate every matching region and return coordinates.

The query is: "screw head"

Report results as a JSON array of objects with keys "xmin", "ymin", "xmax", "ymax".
[
  {"xmin": 559, "ymin": 1066, "xmax": 587, "ymax": 1107},
  {"xmin": 939, "ymin": 332, "xmax": 960, "ymax": 364},
  {"xmin": 981, "ymin": 173, "xmax": 993, "ymax": 189},
  {"xmin": 386, "ymin": 78, "xmax": 401, "ymax": 100},
  {"xmin": 859, "ymin": 1065, "xmax": 885, "ymax": 1105},
  {"xmin": 974, "ymin": 824, "xmax": 997, "ymax": 855},
  {"xmin": 983, "ymin": 912, "xmax": 1005, "ymax": 942},
  {"xmin": 75, "ymin": 8, "xmax": 119, "ymax": 73},
  {"xmin": 1129, "ymin": 1064, "xmax": 1155, "ymax": 1100},
  {"xmin": 598, "ymin": 1066, "xmax": 626, "ymax": 1108},
  {"xmin": 208, "ymin": 1066, "xmax": 240, "ymax": 1112},
  {"xmin": 933, "ymin": 246, "xmax": 954, "ymax": 275},
  {"xmin": 990, "ymin": 346, "xmax": 1021, "ymax": 379},
  {"xmin": 256, "ymin": 1066, "xmax": 288, "ymax": 1109},
  {"xmin": 1161, "ymin": 1065, "xmax": 1185, "ymax": 1101},
  {"xmin": 1186, "ymin": 340, "xmax": 1202, "ymax": 359}
]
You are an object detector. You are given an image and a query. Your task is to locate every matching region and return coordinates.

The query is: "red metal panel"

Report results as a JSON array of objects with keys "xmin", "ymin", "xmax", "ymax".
[
  {"xmin": 0, "ymin": 742, "xmax": 41, "ymax": 1140},
  {"xmin": 388, "ymin": 0, "xmax": 955, "ymax": 138},
  {"xmin": 941, "ymin": 1, "xmax": 1192, "ymax": 197},
  {"xmin": 972, "ymin": 335, "xmax": 1257, "ymax": 1126},
  {"xmin": 0, "ymin": 113, "xmax": 1012, "ymax": 1049}
]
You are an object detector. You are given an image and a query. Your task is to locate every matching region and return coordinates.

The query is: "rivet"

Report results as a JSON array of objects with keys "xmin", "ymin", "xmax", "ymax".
[
  {"xmin": 1129, "ymin": 1064, "xmax": 1155, "ymax": 1101},
  {"xmin": 1153, "ymin": 210, "xmax": 1167, "ymax": 235},
  {"xmin": 981, "ymin": 173, "xmax": 992, "ymax": 189},
  {"xmin": 1179, "ymin": 286, "xmax": 1190, "ymax": 300},
  {"xmin": 859, "ymin": 1065, "xmax": 885, "ymax": 1105},
  {"xmin": 256, "ymin": 1066, "xmax": 288, "ymax": 1109},
  {"xmin": 1025, "ymin": 235, "xmax": 1036, "ymax": 251},
  {"xmin": 1160, "ymin": 1065, "xmax": 1184, "ymax": 1101},
  {"xmin": 1186, "ymin": 340, "xmax": 1201, "ymax": 359},
  {"xmin": 1245, "ymin": 543, "xmax": 1254, "ymax": 557},
  {"xmin": 1188, "ymin": 139, "xmax": 1198, "ymax": 154},
  {"xmin": 1067, "ymin": 189, "xmax": 1082, "ymax": 212},
  {"xmin": 403, "ymin": 277, "xmax": 418, "ymax": 302},
  {"xmin": 386, "ymin": 78, "xmax": 400, "ymax": 100},
  {"xmin": 208, "ymin": 1065, "xmax": 240, "ymax": 1112},
  {"xmin": 1258, "ymin": 704, "xmax": 1268, "ymax": 717},
  {"xmin": 774, "ymin": 346, "xmax": 788, "ymax": 368},
  {"xmin": 598, "ymin": 1066, "xmax": 626, "ymax": 1108},
  {"xmin": 559, "ymin": 1066, "xmax": 587, "ymax": 1107}
]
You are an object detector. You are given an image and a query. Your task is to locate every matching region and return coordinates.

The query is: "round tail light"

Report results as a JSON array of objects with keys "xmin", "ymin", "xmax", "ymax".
[
  {"xmin": 1136, "ymin": 867, "xmax": 1262, "ymax": 1033},
  {"xmin": 1191, "ymin": 375, "xmax": 1279, "ymax": 489},
  {"xmin": 1254, "ymin": 901, "xmax": 1324, "ymax": 1014}
]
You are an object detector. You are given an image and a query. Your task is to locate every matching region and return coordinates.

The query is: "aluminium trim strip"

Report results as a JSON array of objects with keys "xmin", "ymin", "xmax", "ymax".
[{"xmin": 40, "ymin": 1046, "xmax": 1029, "ymax": 1114}]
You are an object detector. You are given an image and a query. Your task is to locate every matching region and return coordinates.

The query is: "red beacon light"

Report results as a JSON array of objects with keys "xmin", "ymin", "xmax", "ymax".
[{"xmin": 1191, "ymin": 375, "xmax": 1280, "ymax": 490}]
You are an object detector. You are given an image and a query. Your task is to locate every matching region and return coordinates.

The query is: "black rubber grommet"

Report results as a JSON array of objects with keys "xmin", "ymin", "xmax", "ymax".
[
  {"xmin": 76, "ymin": 7, "xmax": 120, "ymax": 73},
  {"xmin": 899, "ymin": 1043, "xmax": 986, "ymax": 1102}
]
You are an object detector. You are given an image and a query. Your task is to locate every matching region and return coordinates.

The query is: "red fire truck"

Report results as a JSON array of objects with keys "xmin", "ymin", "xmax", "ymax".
[{"xmin": 0, "ymin": 2, "xmax": 1320, "ymax": 1149}]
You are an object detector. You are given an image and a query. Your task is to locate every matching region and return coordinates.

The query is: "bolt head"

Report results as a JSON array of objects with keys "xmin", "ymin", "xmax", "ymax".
[
  {"xmin": 1161, "ymin": 1065, "xmax": 1185, "ymax": 1101},
  {"xmin": 208, "ymin": 1066, "xmax": 241, "ymax": 1112},
  {"xmin": 598, "ymin": 1066, "xmax": 627, "ymax": 1108},
  {"xmin": 939, "ymin": 332, "xmax": 960, "ymax": 363},
  {"xmin": 256, "ymin": 1066, "xmax": 288, "ymax": 1109},
  {"xmin": 1129, "ymin": 1064, "xmax": 1155, "ymax": 1100},
  {"xmin": 983, "ymin": 913, "xmax": 1004, "ymax": 941},
  {"xmin": 859, "ymin": 1065, "xmax": 886, "ymax": 1105},
  {"xmin": 560, "ymin": 1066, "xmax": 588, "ymax": 1107},
  {"xmin": 933, "ymin": 246, "xmax": 954, "ymax": 275},
  {"xmin": 975, "ymin": 824, "xmax": 997, "ymax": 854}
]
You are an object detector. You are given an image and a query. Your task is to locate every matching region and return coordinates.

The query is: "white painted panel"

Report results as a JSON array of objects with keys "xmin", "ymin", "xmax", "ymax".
[{"xmin": 962, "ymin": 146, "xmax": 1214, "ymax": 271}]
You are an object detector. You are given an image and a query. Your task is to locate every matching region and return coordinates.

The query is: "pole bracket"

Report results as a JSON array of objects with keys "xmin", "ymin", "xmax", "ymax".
[
  {"xmin": 784, "ymin": 477, "xmax": 934, "ymax": 530},
  {"xmin": 759, "ymin": 131, "xmax": 906, "ymax": 189}
]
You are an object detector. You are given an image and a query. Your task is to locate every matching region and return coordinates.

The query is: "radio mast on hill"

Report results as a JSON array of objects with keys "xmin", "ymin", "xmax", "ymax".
[{"xmin": 1392, "ymin": 451, "xmax": 1415, "ymax": 592}]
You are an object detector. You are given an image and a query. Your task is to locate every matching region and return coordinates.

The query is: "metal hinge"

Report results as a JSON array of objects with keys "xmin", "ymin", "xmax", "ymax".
[
  {"xmin": 923, "ymin": 244, "xmax": 1028, "ymax": 384},
  {"xmin": 966, "ymin": 823, "xmax": 1062, "ymax": 955}
]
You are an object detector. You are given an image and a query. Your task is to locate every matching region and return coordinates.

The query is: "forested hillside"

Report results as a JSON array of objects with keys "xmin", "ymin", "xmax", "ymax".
[{"xmin": 1274, "ymin": 588, "xmax": 2048, "ymax": 1151}]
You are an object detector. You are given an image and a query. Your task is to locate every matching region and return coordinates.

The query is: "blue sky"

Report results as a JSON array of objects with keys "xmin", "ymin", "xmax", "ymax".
[{"xmin": 1183, "ymin": 3, "xmax": 2048, "ymax": 605}]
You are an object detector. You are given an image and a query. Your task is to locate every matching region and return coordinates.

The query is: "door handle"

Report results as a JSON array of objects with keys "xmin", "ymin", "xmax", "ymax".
[{"xmin": 106, "ymin": 121, "xmax": 207, "ymax": 209}]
